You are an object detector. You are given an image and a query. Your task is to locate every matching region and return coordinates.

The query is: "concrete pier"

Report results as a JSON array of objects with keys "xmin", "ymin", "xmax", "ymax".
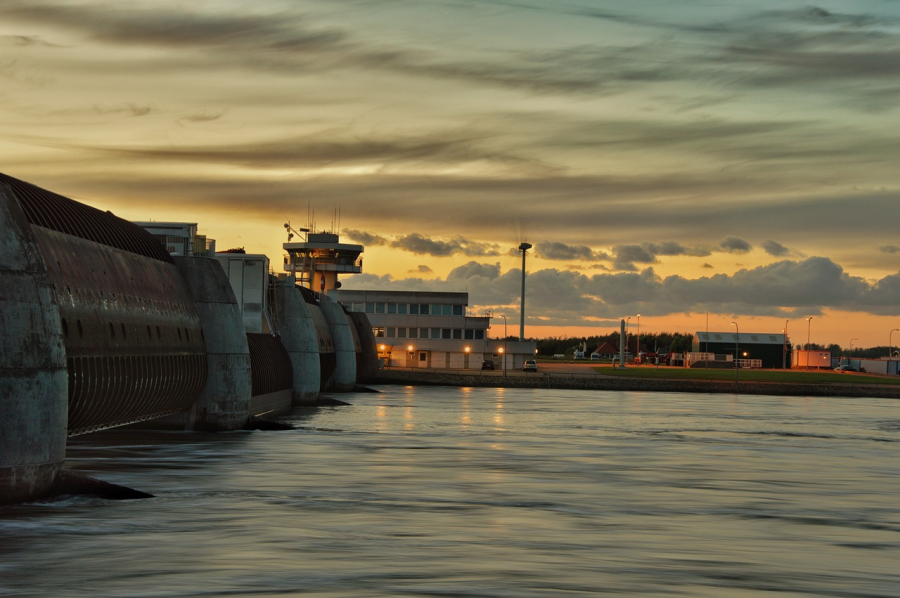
[
  {"xmin": 273, "ymin": 282, "xmax": 321, "ymax": 404},
  {"xmin": 173, "ymin": 257, "xmax": 252, "ymax": 431},
  {"xmin": 0, "ymin": 182, "xmax": 68, "ymax": 504},
  {"xmin": 319, "ymin": 294, "xmax": 357, "ymax": 391}
]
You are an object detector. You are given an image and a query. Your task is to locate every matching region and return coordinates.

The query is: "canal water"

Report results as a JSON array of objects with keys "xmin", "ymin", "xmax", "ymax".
[{"xmin": 2, "ymin": 386, "xmax": 899, "ymax": 597}]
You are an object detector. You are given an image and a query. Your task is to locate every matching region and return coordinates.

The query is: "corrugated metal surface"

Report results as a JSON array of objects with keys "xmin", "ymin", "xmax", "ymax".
[
  {"xmin": 246, "ymin": 333, "xmax": 293, "ymax": 397},
  {"xmin": 0, "ymin": 172, "xmax": 174, "ymax": 264},
  {"xmin": 67, "ymin": 354, "xmax": 207, "ymax": 435}
]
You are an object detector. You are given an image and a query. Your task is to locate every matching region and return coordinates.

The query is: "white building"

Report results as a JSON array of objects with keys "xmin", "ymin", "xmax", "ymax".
[
  {"xmin": 133, "ymin": 221, "xmax": 215, "ymax": 257},
  {"xmin": 331, "ymin": 289, "xmax": 536, "ymax": 370}
]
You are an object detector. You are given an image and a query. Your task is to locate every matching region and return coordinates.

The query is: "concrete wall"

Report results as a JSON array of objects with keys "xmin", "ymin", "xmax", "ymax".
[
  {"xmin": 0, "ymin": 183, "xmax": 68, "ymax": 504},
  {"xmin": 272, "ymin": 282, "xmax": 320, "ymax": 404},
  {"xmin": 173, "ymin": 257, "xmax": 252, "ymax": 430},
  {"xmin": 319, "ymin": 294, "xmax": 357, "ymax": 391}
]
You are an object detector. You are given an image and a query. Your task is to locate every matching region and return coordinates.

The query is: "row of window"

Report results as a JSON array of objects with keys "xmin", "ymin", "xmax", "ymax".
[
  {"xmin": 345, "ymin": 302, "xmax": 465, "ymax": 316},
  {"xmin": 374, "ymin": 327, "xmax": 485, "ymax": 340}
]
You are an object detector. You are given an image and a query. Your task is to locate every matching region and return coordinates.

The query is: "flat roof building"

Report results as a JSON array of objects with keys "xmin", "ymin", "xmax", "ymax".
[
  {"xmin": 332, "ymin": 289, "xmax": 536, "ymax": 370},
  {"xmin": 693, "ymin": 331, "xmax": 791, "ymax": 369}
]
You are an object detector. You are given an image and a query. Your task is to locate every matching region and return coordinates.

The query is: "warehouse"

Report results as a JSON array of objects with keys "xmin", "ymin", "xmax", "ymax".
[{"xmin": 692, "ymin": 331, "xmax": 791, "ymax": 369}]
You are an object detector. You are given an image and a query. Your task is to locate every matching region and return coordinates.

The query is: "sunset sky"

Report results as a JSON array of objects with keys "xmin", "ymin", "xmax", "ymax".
[{"xmin": 2, "ymin": 0, "xmax": 898, "ymax": 348}]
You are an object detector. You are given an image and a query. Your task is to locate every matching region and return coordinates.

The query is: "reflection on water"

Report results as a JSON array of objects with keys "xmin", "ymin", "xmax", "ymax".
[{"xmin": 2, "ymin": 386, "xmax": 900, "ymax": 597}]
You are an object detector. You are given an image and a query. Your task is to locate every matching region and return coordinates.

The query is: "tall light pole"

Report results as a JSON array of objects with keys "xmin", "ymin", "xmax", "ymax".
[
  {"xmin": 636, "ymin": 313, "xmax": 641, "ymax": 364},
  {"xmin": 806, "ymin": 316, "xmax": 813, "ymax": 369},
  {"xmin": 626, "ymin": 316, "xmax": 631, "ymax": 360},
  {"xmin": 731, "ymin": 321, "xmax": 739, "ymax": 384},
  {"xmin": 518, "ymin": 242, "xmax": 532, "ymax": 342},
  {"xmin": 783, "ymin": 320, "xmax": 789, "ymax": 369}
]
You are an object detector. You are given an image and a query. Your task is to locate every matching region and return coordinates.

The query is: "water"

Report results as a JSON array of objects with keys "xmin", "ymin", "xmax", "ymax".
[{"xmin": 2, "ymin": 386, "xmax": 900, "ymax": 597}]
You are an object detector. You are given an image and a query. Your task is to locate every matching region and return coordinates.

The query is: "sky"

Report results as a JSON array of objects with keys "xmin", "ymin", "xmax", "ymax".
[{"xmin": 2, "ymin": 0, "xmax": 899, "ymax": 348}]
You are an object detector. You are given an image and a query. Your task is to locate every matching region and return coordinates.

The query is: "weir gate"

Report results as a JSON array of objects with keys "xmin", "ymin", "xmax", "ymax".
[{"xmin": 0, "ymin": 173, "xmax": 377, "ymax": 504}]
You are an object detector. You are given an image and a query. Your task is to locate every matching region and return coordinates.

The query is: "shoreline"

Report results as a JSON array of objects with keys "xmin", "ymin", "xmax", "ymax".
[{"xmin": 375, "ymin": 369, "xmax": 900, "ymax": 399}]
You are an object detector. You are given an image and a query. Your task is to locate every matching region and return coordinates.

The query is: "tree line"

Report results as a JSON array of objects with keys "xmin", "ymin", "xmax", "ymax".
[{"xmin": 526, "ymin": 335, "xmax": 900, "ymax": 359}]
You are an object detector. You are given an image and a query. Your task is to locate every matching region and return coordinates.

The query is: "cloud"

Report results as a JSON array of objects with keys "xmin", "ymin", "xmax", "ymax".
[
  {"xmin": 761, "ymin": 239, "xmax": 790, "ymax": 257},
  {"xmin": 880, "ymin": 245, "xmax": 900, "ymax": 254},
  {"xmin": 612, "ymin": 244, "xmax": 657, "ymax": 271},
  {"xmin": 342, "ymin": 256, "xmax": 900, "ymax": 327},
  {"xmin": 701, "ymin": 263, "xmax": 714, "ymax": 269},
  {"xmin": 390, "ymin": 233, "xmax": 502, "ymax": 258},
  {"xmin": 343, "ymin": 229, "xmax": 389, "ymax": 246},
  {"xmin": 411, "ymin": 265, "xmax": 432, "ymax": 274},
  {"xmin": 719, "ymin": 236, "xmax": 752, "ymax": 254},
  {"xmin": 447, "ymin": 261, "xmax": 500, "ymax": 281},
  {"xmin": 536, "ymin": 241, "xmax": 607, "ymax": 262}
]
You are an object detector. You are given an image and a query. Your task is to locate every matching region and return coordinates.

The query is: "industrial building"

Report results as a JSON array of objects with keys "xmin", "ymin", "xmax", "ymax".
[
  {"xmin": 331, "ymin": 289, "xmax": 537, "ymax": 370},
  {"xmin": 692, "ymin": 331, "xmax": 791, "ymax": 369}
]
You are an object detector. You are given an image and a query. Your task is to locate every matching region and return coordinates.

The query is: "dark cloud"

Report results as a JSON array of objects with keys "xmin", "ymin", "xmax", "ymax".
[
  {"xmin": 390, "ymin": 233, "xmax": 502, "ymax": 258},
  {"xmin": 411, "ymin": 265, "xmax": 433, "ymax": 274},
  {"xmin": 701, "ymin": 263, "xmax": 714, "ymax": 269},
  {"xmin": 612, "ymin": 244, "xmax": 657, "ymax": 271},
  {"xmin": 0, "ymin": 2, "xmax": 345, "ymax": 53},
  {"xmin": 761, "ymin": 239, "xmax": 790, "ymax": 257},
  {"xmin": 343, "ymin": 257, "xmax": 900, "ymax": 327},
  {"xmin": 880, "ymin": 245, "xmax": 900, "ymax": 254},
  {"xmin": 719, "ymin": 236, "xmax": 752, "ymax": 254},
  {"xmin": 342, "ymin": 229, "xmax": 389, "ymax": 246},
  {"xmin": 536, "ymin": 241, "xmax": 607, "ymax": 262},
  {"xmin": 447, "ymin": 262, "xmax": 500, "ymax": 281}
]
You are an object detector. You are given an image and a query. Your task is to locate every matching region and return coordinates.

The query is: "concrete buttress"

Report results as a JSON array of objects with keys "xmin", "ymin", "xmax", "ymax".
[
  {"xmin": 272, "ymin": 282, "xmax": 320, "ymax": 405},
  {"xmin": 172, "ymin": 257, "xmax": 252, "ymax": 431},
  {"xmin": 0, "ymin": 182, "xmax": 67, "ymax": 504},
  {"xmin": 319, "ymin": 294, "xmax": 357, "ymax": 392}
]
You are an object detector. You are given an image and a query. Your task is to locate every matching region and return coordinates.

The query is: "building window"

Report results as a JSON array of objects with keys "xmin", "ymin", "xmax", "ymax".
[
  {"xmin": 423, "ymin": 328, "xmax": 432, "ymax": 339},
  {"xmin": 409, "ymin": 328, "xmax": 418, "ymax": 339},
  {"xmin": 397, "ymin": 327, "xmax": 407, "ymax": 338},
  {"xmin": 453, "ymin": 305, "xmax": 463, "ymax": 316},
  {"xmin": 443, "ymin": 305, "xmax": 453, "ymax": 316},
  {"xmin": 386, "ymin": 327, "xmax": 396, "ymax": 338},
  {"xmin": 398, "ymin": 304, "xmax": 408, "ymax": 315},
  {"xmin": 419, "ymin": 352, "xmax": 427, "ymax": 362},
  {"xmin": 464, "ymin": 329, "xmax": 474, "ymax": 339},
  {"xmin": 431, "ymin": 328, "xmax": 441, "ymax": 339},
  {"xmin": 442, "ymin": 329, "xmax": 451, "ymax": 339},
  {"xmin": 366, "ymin": 303, "xmax": 375, "ymax": 314},
  {"xmin": 410, "ymin": 304, "xmax": 419, "ymax": 315},
  {"xmin": 474, "ymin": 330, "xmax": 484, "ymax": 340},
  {"xmin": 388, "ymin": 303, "xmax": 397, "ymax": 314},
  {"xmin": 375, "ymin": 303, "xmax": 385, "ymax": 314},
  {"xmin": 373, "ymin": 327, "xmax": 385, "ymax": 338},
  {"xmin": 452, "ymin": 329, "xmax": 462, "ymax": 339},
  {"xmin": 420, "ymin": 304, "xmax": 430, "ymax": 315}
]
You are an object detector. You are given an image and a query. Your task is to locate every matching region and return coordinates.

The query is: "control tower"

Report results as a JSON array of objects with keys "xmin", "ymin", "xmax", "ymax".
[{"xmin": 283, "ymin": 226, "xmax": 363, "ymax": 293}]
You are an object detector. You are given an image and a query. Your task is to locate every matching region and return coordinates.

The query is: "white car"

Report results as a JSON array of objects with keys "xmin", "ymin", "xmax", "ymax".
[{"xmin": 523, "ymin": 359, "xmax": 538, "ymax": 372}]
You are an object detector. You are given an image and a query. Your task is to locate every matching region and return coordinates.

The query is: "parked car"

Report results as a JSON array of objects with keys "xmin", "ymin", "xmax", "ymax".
[
  {"xmin": 523, "ymin": 359, "xmax": 538, "ymax": 372},
  {"xmin": 481, "ymin": 359, "xmax": 495, "ymax": 370},
  {"xmin": 834, "ymin": 364, "xmax": 856, "ymax": 372}
]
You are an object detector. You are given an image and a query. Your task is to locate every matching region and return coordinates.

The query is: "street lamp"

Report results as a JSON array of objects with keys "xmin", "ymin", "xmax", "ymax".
[
  {"xmin": 806, "ymin": 316, "xmax": 813, "ymax": 369},
  {"xmin": 498, "ymin": 347, "xmax": 506, "ymax": 377},
  {"xmin": 636, "ymin": 313, "xmax": 641, "ymax": 364},
  {"xmin": 731, "ymin": 321, "xmax": 739, "ymax": 384},
  {"xmin": 518, "ymin": 242, "xmax": 532, "ymax": 342},
  {"xmin": 626, "ymin": 316, "xmax": 631, "ymax": 360},
  {"xmin": 783, "ymin": 320, "xmax": 789, "ymax": 369}
]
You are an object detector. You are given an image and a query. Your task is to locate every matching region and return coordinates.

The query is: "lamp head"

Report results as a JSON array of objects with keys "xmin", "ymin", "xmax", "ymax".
[{"xmin": 518, "ymin": 242, "xmax": 533, "ymax": 251}]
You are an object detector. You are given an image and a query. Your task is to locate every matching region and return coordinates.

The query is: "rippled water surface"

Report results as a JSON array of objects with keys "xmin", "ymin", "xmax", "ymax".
[{"xmin": 3, "ymin": 386, "xmax": 900, "ymax": 597}]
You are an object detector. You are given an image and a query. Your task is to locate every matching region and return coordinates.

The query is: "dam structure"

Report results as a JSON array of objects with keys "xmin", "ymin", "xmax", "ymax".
[{"xmin": 1, "ymin": 173, "xmax": 376, "ymax": 504}]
